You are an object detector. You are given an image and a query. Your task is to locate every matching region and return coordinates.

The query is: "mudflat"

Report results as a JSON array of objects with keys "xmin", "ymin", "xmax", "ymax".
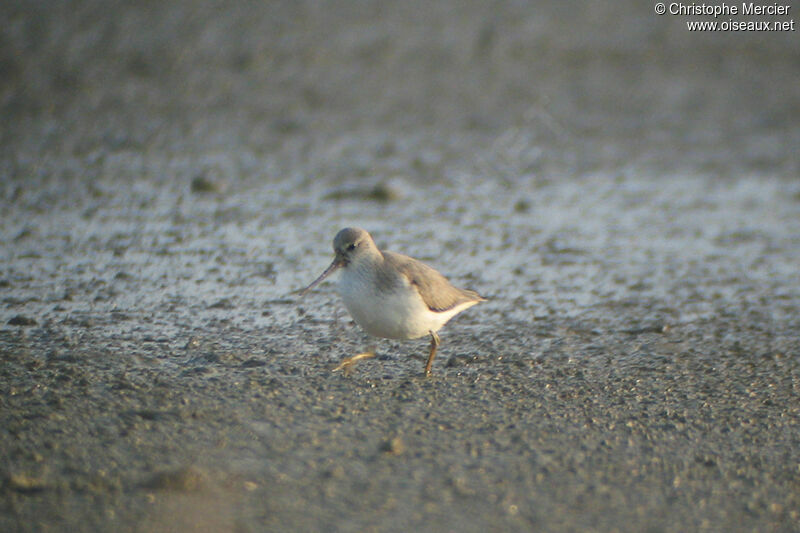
[{"xmin": 1, "ymin": 1, "xmax": 798, "ymax": 531}]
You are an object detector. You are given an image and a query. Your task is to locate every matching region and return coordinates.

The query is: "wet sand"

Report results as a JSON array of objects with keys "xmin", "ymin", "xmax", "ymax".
[{"xmin": 1, "ymin": 1, "xmax": 799, "ymax": 531}]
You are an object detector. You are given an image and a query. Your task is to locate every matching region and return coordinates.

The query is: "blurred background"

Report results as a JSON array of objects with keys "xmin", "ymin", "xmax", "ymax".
[
  {"xmin": 2, "ymin": 0, "xmax": 798, "ymax": 336},
  {"xmin": 3, "ymin": 0, "xmax": 797, "ymax": 174}
]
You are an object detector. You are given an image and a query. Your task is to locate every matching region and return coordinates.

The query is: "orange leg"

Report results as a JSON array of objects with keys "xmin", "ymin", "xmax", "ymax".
[
  {"xmin": 332, "ymin": 350, "xmax": 375, "ymax": 375},
  {"xmin": 424, "ymin": 331, "xmax": 441, "ymax": 375}
]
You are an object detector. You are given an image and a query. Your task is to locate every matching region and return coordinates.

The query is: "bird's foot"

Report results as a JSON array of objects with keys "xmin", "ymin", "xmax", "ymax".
[{"xmin": 332, "ymin": 350, "xmax": 375, "ymax": 375}]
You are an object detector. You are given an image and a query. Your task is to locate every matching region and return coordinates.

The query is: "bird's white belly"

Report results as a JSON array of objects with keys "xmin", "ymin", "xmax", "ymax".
[{"xmin": 338, "ymin": 270, "xmax": 449, "ymax": 340}]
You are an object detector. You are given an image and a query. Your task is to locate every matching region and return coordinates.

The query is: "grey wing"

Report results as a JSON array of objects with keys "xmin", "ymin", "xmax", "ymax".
[{"xmin": 383, "ymin": 252, "xmax": 484, "ymax": 312}]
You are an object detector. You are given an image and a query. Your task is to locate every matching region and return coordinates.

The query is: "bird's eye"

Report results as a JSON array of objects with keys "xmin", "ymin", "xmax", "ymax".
[{"xmin": 347, "ymin": 243, "xmax": 356, "ymax": 251}]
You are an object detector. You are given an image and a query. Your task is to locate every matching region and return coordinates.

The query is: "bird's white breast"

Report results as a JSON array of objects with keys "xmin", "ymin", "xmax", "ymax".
[{"xmin": 338, "ymin": 261, "xmax": 471, "ymax": 340}]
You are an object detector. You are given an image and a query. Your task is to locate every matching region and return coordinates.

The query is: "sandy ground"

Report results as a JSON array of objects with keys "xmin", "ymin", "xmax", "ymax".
[{"xmin": 1, "ymin": 1, "xmax": 799, "ymax": 532}]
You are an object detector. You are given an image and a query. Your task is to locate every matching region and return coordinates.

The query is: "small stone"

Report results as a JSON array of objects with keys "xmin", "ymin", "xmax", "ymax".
[
  {"xmin": 324, "ymin": 182, "xmax": 402, "ymax": 203},
  {"xmin": 380, "ymin": 436, "xmax": 406, "ymax": 455},
  {"xmin": 14, "ymin": 228, "xmax": 34, "ymax": 241},
  {"xmin": 184, "ymin": 337, "xmax": 200, "ymax": 350},
  {"xmin": 191, "ymin": 175, "xmax": 224, "ymax": 194},
  {"xmin": 8, "ymin": 473, "xmax": 48, "ymax": 493},
  {"xmin": 208, "ymin": 298, "xmax": 234, "ymax": 309},
  {"xmin": 366, "ymin": 182, "xmax": 401, "ymax": 202},
  {"xmin": 142, "ymin": 466, "xmax": 204, "ymax": 492},
  {"xmin": 8, "ymin": 315, "xmax": 37, "ymax": 326}
]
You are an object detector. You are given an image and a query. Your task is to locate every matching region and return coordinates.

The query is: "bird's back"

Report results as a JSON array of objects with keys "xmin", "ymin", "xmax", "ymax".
[{"xmin": 381, "ymin": 251, "xmax": 484, "ymax": 313}]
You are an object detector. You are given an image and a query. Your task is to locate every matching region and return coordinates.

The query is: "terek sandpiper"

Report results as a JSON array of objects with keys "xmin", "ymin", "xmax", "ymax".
[{"xmin": 300, "ymin": 227, "xmax": 485, "ymax": 375}]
